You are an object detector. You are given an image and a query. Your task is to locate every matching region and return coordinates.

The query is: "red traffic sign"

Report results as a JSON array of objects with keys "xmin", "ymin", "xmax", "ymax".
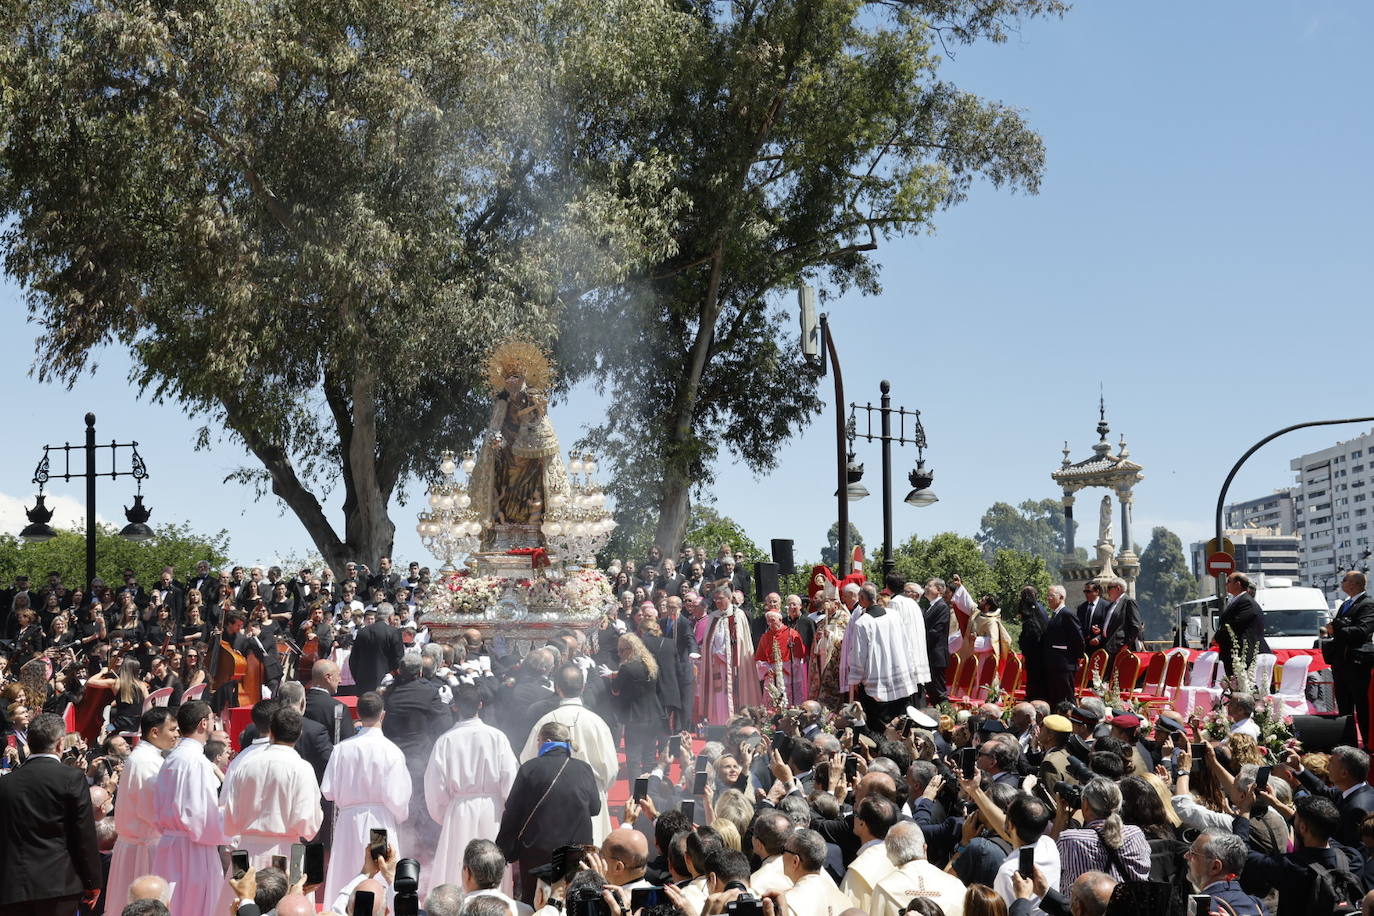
[{"xmin": 1206, "ymin": 551, "xmax": 1236, "ymax": 576}]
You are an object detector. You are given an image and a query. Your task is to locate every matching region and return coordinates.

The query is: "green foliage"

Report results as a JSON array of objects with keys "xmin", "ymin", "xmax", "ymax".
[
  {"xmin": 779, "ymin": 561, "xmax": 816, "ymax": 600},
  {"xmin": 0, "ymin": 523, "xmax": 231, "ymax": 588},
  {"xmin": 977, "ymin": 498, "xmax": 1074, "ymax": 568},
  {"xmin": 684, "ymin": 506, "xmax": 767, "ymax": 565},
  {"xmin": 568, "ymin": 0, "xmax": 1062, "ymax": 547},
  {"xmin": 820, "ymin": 521, "xmax": 866, "ymax": 568},
  {"xmin": 988, "ymin": 548, "xmax": 1052, "ymax": 620},
  {"xmin": 0, "ymin": 0, "xmax": 689, "ymax": 568},
  {"xmin": 1137, "ymin": 527, "xmax": 1198, "ymax": 640},
  {"xmin": 886, "ymin": 532, "xmax": 992, "ymax": 598}
]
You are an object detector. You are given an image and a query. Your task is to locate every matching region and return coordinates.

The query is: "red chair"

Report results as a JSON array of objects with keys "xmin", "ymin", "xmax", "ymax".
[
  {"xmin": 948, "ymin": 656, "xmax": 978, "ymax": 704},
  {"xmin": 1073, "ymin": 656, "xmax": 1090, "ymax": 693},
  {"xmin": 972, "ymin": 654, "xmax": 999, "ymax": 701},
  {"xmin": 1002, "ymin": 653, "xmax": 1025, "ymax": 698},
  {"xmin": 1134, "ymin": 647, "xmax": 1191, "ymax": 710},
  {"xmin": 1113, "ymin": 649, "xmax": 1144, "ymax": 695},
  {"xmin": 1078, "ymin": 650, "xmax": 1109, "ymax": 698}
]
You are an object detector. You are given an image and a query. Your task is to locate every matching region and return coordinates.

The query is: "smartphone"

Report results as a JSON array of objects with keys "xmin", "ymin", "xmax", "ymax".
[
  {"xmin": 693, "ymin": 769, "xmax": 708, "ymax": 795},
  {"xmin": 669, "ymin": 735, "xmax": 682, "ymax": 757},
  {"xmin": 1190, "ymin": 743, "xmax": 1204, "ymax": 775},
  {"xmin": 845, "ymin": 754, "xmax": 858, "ymax": 779},
  {"xmin": 633, "ymin": 776, "xmax": 650, "ymax": 803},
  {"xmin": 903, "ymin": 719, "xmax": 915, "ymax": 738},
  {"xmin": 851, "ymin": 732, "xmax": 863, "ymax": 752},
  {"xmin": 960, "ymin": 747, "xmax": 977, "ymax": 780},
  {"xmin": 694, "ymin": 753, "xmax": 708, "ymax": 772},
  {"xmin": 354, "ymin": 890, "xmax": 376, "ymax": 915},
  {"xmin": 369, "ymin": 827, "xmax": 388, "ymax": 861},
  {"xmin": 289, "ymin": 842, "xmax": 306, "ymax": 884},
  {"xmin": 303, "ymin": 842, "xmax": 325, "ymax": 886},
  {"xmin": 680, "ymin": 799, "xmax": 696, "ymax": 822},
  {"xmin": 1018, "ymin": 845, "xmax": 1035, "ymax": 879},
  {"xmin": 1256, "ymin": 765, "xmax": 1272, "ymax": 793},
  {"xmin": 231, "ymin": 849, "xmax": 250, "ymax": 880},
  {"xmin": 631, "ymin": 887, "xmax": 669, "ymax": 910},
  {"xmin": 271, "ymin": 855, "xmax": 287, "ymax": 872},
  {"xmin": 1188, "ymin": 894, "xmax": 1211, "ymax": 916}
]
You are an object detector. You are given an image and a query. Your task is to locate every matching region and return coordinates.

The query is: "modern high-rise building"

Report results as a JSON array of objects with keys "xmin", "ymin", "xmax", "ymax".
[
  {"xmin": 1291, "ymin": 429, "xmax": 1374, "ymax": 587},
  {"xmin": 1223, "ymin": 489, "xmax": 1296, "ymax": 535}
]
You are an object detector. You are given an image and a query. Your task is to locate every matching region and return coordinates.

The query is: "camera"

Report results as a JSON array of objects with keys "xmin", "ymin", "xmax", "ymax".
[
  {"xmin": 393, "ymin": 857, "xmax": 421, "ymax": 916},
  {"xmin": 567, "ymin": 884, "xmax": 616, "ymax": 916},
  {"xmin": 1054, "ymin": 780, "xmax": 1083, "ymax": 809},
  {"xmin": 726, "ymin": 891, "xmax": 764, "ymax": 916}
]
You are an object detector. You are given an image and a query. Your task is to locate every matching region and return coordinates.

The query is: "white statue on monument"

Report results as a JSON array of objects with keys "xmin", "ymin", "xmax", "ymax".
[{"xmin": 1095, "ymin": 494, "xmax": 1116, "ymax": 578}]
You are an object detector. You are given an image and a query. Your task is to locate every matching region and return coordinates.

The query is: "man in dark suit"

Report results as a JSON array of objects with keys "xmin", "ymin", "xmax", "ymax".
[
  {"xmin": 367, "ymin": 556, "xmax": 404, "ymax": 599},
  {"xmin": 1042, "ymin": 585, "xmax": 1086, "ymax": 706},
  {"xmin": 496, "ymin": 649, "xmax": 557, "ymax": 749},
  {"xmin": 1324, "ymin": 570, "xmax": 1374, "ymax": 738},
  {"xmin": 303, "ymin": 659, "xmax": 353, "ymax": 744},
  {"xmin": 784, "ymin": 594, "xmax": 815, "ymax": 654},
  {"xmin": 922, "ymin": 578, "xmax": 951, "ymax": 705},
  {"xmin": 1286, "ymin": 744, "xmax": 1374, "ymax": 848},
  {"xmin": 1215, "ymin": 572, "xmax": 1270, "ymax": 677},
  {"xmin": 1076, "ymin": 582, "xmax": 1110, "ymax": 637},
  {"xmin": 187, "ymin": 560, "xmax": 220, "ymax": 609},
  {"xmin": 1087, "ymin": 578, "xmax": 1142, "ymax": 674},
  {"xmin": 276, "ymin": 681, "xmax": 333, "ymax": 783},
  {"xmin": 349, "ymin": 611, "xmax": 404, "ymax": 693},
  {"xmin": 0, "ymin": 713, "xmax": 101, "ymax": 915},
  {"xmin": 496, "ymin": 721, "xmax": 602, "ymax": 904}
]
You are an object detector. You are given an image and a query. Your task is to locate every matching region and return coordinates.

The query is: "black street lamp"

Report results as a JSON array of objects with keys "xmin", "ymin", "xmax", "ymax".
[
  {"xmin": 21, "ymin": 413, "xmax": 153, "ymax": 591},
  {"xmin": 849, "ymin": 381, "xmax": 937, "ymax": 579}
]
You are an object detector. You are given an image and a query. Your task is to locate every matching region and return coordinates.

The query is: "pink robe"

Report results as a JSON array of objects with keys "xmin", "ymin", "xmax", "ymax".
[{"xmin": 698, "ymin": 609, "xmax": 763, "ymax": 724}]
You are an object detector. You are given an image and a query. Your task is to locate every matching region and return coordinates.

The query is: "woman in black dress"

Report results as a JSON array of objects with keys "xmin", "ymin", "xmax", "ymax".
[{"xmin": 612, "ymin": 633, "xmax": 664, "ymax": 778}]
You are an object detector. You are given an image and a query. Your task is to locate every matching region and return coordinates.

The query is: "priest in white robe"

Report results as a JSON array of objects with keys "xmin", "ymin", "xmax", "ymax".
[
  {"xmin": 151, "ymin": 701, "xmax": 229, "ymax": 916},
  {"xmin": 698, "ymin": 587, "xmax": 761, "ymax": 725},
  {"xmin": 518, "ymin": 664, "xmax": 619, "ymax": 844},
  {"xmin": 838, "ymin": 797, "xmax": 899, "ymax": 911},
  {"xmin": 104, "ymin": 707, "xmax": 179, "ymax": 916},
  {"xmin": 321, "ymin": 691, "xmax": 412, "ymax": 906},
  {"xmin": 222, "ymin": 706, "xmax": 324, "ymax": 866},
  {"xmin": 870, "ymin": 823, "xmax": 966, "ymax": 916},
  {"xmin": 885, "ymin": 582, "xmax": 931, "ymax": 690},
  {"xmin": 424, "ymin": 683, "xmax": 519, "ymax": 896},
  {"xmin": 780, "ymin": 829, "xmax": 852, "ymax": 916}
]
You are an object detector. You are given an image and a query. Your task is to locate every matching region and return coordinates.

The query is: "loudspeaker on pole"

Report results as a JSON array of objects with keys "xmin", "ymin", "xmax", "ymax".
[
  {"xmin": 754, "ymin": 562, "xmax": 780, "ymax": 602},
  {"xmin": 770, "ymin": 539, "xmax": 796, "ymax": 575}
]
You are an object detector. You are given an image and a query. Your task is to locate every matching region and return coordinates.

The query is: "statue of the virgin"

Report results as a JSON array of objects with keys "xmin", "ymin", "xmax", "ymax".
[{"xmin": 467, "ymin": 339, "xmax": 570, "ymax": 549}]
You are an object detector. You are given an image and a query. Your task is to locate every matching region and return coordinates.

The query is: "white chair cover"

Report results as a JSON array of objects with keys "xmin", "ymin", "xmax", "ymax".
[
  {"xmin": 180, "ymin": 683, "xmax": 207, "ymax": 703},
  {"xmin": 142, "ymin": 686, "xmax": 174, "ymax": 711},
  {"xmin": 1175, "ymin": 650, "xmax": 1223, "ymax": 716},
  {"xmin": 1253, "ymin": 653, "xmax": 1278, "ymax": 695},
  {"xmin": 1272, "ymin": 654, "xmax": 1313, "ymax": 716},
  {"xmin": 1154, "ymin": 647, "xmax": 1191, "ymax": 702}
]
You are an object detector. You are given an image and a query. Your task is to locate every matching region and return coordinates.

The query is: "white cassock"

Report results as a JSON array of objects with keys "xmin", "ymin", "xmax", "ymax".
[
  {"xmin": 518, "ymin": 698, "xmax": 618, "ymax": 844},
  {"xmin": 885, "ymin": 595, "xmax": 931, "ymax": 687},
  {"xmin": 321, "ymin": 726, "xmax": 412, "ymax": 906},
  {"xmin": 750, "ymin": 855, "xmax": 792, "ymax": 896},
  {"xmin": 222, "ymin": 744, "xmax": 324, "ymax": 864},
  {"xmin": 424, "ymin": 717, "xmax": 519, "ymax": 895},
  {"xmin": 104, "ymin": 742, "xmax": 165, "ymax": 916},
  {"xmin": 781, "ymin": 871, "xmax": 852, "ymax": 916},
  {"xmin": 839, "ymin": 840, "xmax": 897, "ymax": 912},
  {"xmin": 151, "ymin": 738, "xmax": 229, "ymax": 916},
  {"xmin": 870, "ymin": 860, "xmax": 966, "ymax": 916}
]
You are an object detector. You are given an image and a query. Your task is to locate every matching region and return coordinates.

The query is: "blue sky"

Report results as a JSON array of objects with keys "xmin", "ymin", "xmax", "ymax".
[{"xmin": 1, "ymin": 1, "xmax": 1371, "ymax": 571}]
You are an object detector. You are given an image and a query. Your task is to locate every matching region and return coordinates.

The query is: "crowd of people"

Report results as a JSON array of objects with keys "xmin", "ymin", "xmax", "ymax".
[{"xmin": 3, "ymin": 546, "xmax": 1374, "ymax": 916}]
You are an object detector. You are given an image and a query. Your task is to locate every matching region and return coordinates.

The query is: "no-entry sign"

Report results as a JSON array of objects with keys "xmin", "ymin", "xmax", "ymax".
[{"xmin": 1206, "ymin": 551, "xmax": 1236, "ymax": 576}]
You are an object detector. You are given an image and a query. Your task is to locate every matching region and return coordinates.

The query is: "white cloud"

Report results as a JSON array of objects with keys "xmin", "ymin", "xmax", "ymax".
[{"xmin": 0, "ymin": 490, "xmax": 112, "ymax": 536}]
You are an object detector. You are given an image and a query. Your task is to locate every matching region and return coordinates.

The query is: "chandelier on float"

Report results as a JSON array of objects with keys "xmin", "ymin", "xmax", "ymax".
[
  {"xmin": 541, "ymin": 452, "xmax": 616, "ymax": 568},
  {"xmin": 415, "ymin": 450, "xmax": 483, "ymax": 572}
]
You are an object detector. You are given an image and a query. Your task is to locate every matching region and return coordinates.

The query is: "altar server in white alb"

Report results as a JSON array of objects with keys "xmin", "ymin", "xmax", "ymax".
[
  {"xmin": 104, "ymin": 707, "xmax": 179, "ymax": 916},
  {"xmin": 222, "ymin": 704, "xmax": 324, "ymax": 866},
  {"xmin": 424, "ymin": 682, "xmax": 520, "ymax": 894},
  {"xmin": 151, "ymin": 700, "xmax": 229, "ymax": 916},
  {"xmin": 518, "ymin": 663, "xmax": 620, "ymax": 844},
  {"xmin": 321, "ymin": 691, "xmax": 411, "ymax": 906}
]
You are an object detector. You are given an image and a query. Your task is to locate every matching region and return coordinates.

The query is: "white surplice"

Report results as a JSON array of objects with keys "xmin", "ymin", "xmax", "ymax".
[
  {"xmin": 151, "ymin": 737, "xmax": 229, "ymax": 916},
  {"xmin": 518, "ymin": 699, "xmax": 618, "ymax": 844},
  {"xmin": 870, "ymin": 859, "xmax": 967, "ymax": 916},
  {"xmin": 222, "ymin": 743, "xmax": 324, "ymax": 864},
  {"xmin": 839, "ymin": 839, "xmax": 897, "ymax": 912},
  {"xmin": 750, "ymin": 855, "xmax": 793, "ymax": 896},
  {"xmin": 886, "ymin": 594, "xmax": 931, "ymax": 687},
  {"xmin": 423, "ymin": 717, "xmax": 519, "ymax": 895},
  {"xmin": 781, "ymin": 871, "xmax": 852, "ymax": 916},
  {"xmin": 104, "ymin": 741, "xmax": 166, "ymax": 916},
  {"xmin": 321, "ymin": 726, "xmax": 412, "ymax": 906}
]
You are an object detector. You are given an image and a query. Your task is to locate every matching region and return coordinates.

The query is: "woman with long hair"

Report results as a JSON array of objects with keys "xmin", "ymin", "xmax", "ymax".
[
  {"xmin": 611, "ymin": 633, "xmax": 663, "ymax": 777},
  {"xmin": 1016, "ymin": 586, "xmax": 1049, "ymax": 700},
  {"xmin": 1120, "ymin": 774, "xmax": 1187, "ymax": 884},
  {"xmin": 110, "ymin": 595, "xmax": 141, "ymax": 644},
  {"xmin": 181, "ymin": 590, "xmax": 210, "ymax": 645},
  {"xmin": 963, "ymin": 884, "xmax": 1007, "ymax": 916},
  {"xmin": 1057, "ymin": 777, "xmax": 1152, "ymax": 885},
  {"xmin": 180, "ymin": 645, "xmax": 209, "ymax": 691},
  {"xmin": 89, "ymin": 657, "xmax": 146, "ymax": 736},
  {"xmin": 11, "ymin": 608, "xmax": 45, "ymax": 668},
  {"xmin": 811, "ymin": 598, "xmax": 851, "ymax": 707}
]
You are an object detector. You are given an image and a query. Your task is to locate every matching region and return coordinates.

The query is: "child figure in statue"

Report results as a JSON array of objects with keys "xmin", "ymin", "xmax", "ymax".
[{"xmin": 469, "ymin": 339, "xmax": 568, "ymax": 548}]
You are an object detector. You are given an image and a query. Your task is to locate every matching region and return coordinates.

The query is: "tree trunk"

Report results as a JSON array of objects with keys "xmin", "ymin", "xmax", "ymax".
[{"xmin": 651, "ymin": 245, "xmax": 724, "ymax": 551}]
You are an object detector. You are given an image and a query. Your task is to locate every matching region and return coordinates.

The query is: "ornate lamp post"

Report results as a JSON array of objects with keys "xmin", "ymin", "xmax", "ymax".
[
  {"xmin": 849, "ymin": 381, "xmax": 937, "ymax": 579},
  {"xmin": 20, "ymin": 413, "xmax": 153, "ymax": 591},
  {"xmin": 416, "ymin": 451, "xmax": 483, "ymax": 573}
]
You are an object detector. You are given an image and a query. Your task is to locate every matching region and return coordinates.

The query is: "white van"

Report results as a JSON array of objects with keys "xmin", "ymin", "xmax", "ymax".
[{"xmin": 1253, "ymin": 578, "xmax": 1332, "ymax": 651}]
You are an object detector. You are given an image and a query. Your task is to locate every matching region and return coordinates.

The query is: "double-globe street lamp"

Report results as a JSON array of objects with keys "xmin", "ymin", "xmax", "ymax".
[
  {"xmin": 19, "ymin": 412, "xmax": 155, "ymax": 591},
  {"xmin": 806, "ymin": 299, "xmax": 937, "ymax": 579}
]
